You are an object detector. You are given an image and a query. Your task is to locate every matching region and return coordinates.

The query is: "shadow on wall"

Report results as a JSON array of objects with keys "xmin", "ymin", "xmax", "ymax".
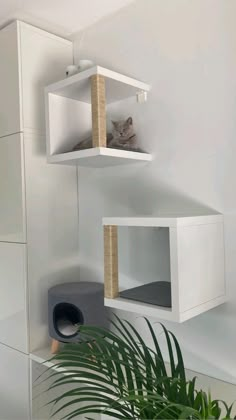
[
  {"xmin": 96, "ymin": 170, "xmax": 221, "ymax": 216},
  {"xmin": 79, "ymin": 263, "xmax": 103, "ymax": 284}
]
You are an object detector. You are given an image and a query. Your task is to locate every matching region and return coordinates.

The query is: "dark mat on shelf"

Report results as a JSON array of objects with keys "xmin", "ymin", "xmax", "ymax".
[{"xmin": 120, "ymin": 281, "xmax": 171, "ymax": 308}]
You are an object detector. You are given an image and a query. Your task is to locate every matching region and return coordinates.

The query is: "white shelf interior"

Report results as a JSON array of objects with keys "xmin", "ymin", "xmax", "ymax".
[
  {"xmin": 45, "ymin": 66, "xmax": 152, "ymax": 167},
  {"xmin": 103, "ymin": 214, "xmax": 226, "ymax": 322}
]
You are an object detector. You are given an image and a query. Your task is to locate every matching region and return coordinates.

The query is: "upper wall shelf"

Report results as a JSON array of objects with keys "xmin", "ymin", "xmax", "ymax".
[
  {"xmin": 45, "ymin": 66, "xmax": 152, "ymax": 167},
  {"xmin": 45, "ymin": 65, "xmax": 151, "ymax": 104}
]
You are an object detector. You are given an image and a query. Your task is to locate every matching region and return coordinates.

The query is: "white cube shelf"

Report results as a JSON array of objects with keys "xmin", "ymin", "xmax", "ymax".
[
  {"xmin": 103, "ymin": 214, "xmax": 226, "ymax": 322},
  {"xmin": 45, "ymin": 66, "xmax": 152, "ymax": 167}
]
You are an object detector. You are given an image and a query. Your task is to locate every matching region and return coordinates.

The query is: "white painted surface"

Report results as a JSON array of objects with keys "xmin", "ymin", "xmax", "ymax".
[
  {"xmin": 24, "ymin": 132, "xmax": 79, "ymax": 352},
  {"xmin": 0, "ymin": 133, "xmax": 26, "ymax": 242},
  {"xmin": 0, "ymin": 243, "xmax": 28, "ymax": 353},
  {"xmin": 0, "ymin": 0, "xmax": 134, "ymax": 37},
  {"xmin": 0, "ymin": 344, "xmax": 30, "ymax": 419},
  {"xmin": 74, "ymin": 0, "xmax": 236, "ymax": 383},
  {"xmin": 0, "ymin": 22, "xmax": 22, "ymax": 137},
  {"xmin": 47, "ymin": 95, "xmax": 92, "ymax": 155},
  {"xmin": 118, "ymin": 225, "xmax": 171, "ymax": 287}
]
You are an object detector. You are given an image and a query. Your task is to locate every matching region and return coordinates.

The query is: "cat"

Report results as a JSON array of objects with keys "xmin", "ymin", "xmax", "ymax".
[{"xmin": 72, "ymin": 117, "xmax": 145, "ymax": 152}]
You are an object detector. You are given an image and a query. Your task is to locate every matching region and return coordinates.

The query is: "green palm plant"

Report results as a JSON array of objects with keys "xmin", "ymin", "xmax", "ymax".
[{"xmin": 43, "ymin": 316, "xmax": 235, "ymax": 419}]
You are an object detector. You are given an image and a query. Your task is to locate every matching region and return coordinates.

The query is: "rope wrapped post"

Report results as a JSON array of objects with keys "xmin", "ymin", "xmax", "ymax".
[
  {"xmin": 91, "ymin": 74, "xmax": 107, "ymax": 148},
  {"xmin": 104, "ymin": 225, "xmax": 119, "ymax": 298}
]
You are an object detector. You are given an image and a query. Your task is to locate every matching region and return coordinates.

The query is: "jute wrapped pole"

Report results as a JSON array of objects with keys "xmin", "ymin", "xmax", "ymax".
[
  {"xmin": 104, "ymin": 225, "xmax": 119, "ymax": 298},
  {"xmin": 91, "ymin": 74, "xmax": 107, "ymax": 147}
]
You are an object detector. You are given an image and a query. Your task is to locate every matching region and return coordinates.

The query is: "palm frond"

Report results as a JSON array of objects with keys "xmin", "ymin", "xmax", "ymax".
[{"xmin": 38, "ymin": 316, "xmax": 234, "ymax": 419}]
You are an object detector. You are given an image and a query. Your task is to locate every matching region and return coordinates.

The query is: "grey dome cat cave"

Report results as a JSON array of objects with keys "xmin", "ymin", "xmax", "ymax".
[
  {"xmin": 45, "ymin": 66, "xmax": 152, "ymax": 167},
  {"xmin": 48, "ymin": 282, "xmax": 105, "ymax": 353}
]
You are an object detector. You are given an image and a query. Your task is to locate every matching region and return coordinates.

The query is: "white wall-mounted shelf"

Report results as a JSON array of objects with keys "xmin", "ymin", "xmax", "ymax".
[
  {"xmin": 48, "ymin": 147, "xmax": 152, "ymax": 167},
  {"xmin": 45, "ymin": 66, "xmax": 152, "ymax": 167},
  {"xmin": 103, "ymin": 214, "xmax": 226, "ymax": 323}
]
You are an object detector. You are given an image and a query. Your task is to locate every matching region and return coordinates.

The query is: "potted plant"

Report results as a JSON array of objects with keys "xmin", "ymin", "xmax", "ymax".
[{"xmin": 43, "ymin": 316, "xmax": 235, "ymax": 419}]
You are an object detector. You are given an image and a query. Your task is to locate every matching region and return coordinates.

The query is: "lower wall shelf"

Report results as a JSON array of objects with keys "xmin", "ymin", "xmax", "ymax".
[
  {"xmin": 103, "ymin": 214, "xmax": 226, "ymax": 323},
  {"xmin": 105, "ymin": 297, "xmax": 175, "ymax": 321},
  {"xmin": 104, "ymin": 295, "xmax": 226, "ymax": 323},
  {"xmin": 48, "ymin": 147, "xmax": 152, "ymax": 168}
]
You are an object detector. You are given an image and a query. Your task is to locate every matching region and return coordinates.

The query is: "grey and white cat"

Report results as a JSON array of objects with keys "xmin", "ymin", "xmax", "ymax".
[{"xmin": 72, "ymin": 117, "xmax": 144, "ymax": 152}]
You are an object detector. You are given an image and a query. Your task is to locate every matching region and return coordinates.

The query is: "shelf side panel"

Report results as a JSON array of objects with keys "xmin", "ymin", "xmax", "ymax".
[{"xmin": 178, "ymin": 222, "xmax": 225, "ymax": 313}]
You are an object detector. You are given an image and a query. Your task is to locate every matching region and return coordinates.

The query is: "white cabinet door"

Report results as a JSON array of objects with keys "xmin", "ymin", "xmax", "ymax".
[
  {"xmin": 0, "ymin": 133, "xmax": 26, "ymax": 243},
  {"xmin": 0, "ymin": 22, "xmax": 22, "ymax": 138},
  {"xmin": 0, "ymin": 243, "xmax": 28, "ymax": 353},
  {"xmin": 0, "ymin": 344, "xmax": 30, "ymax": 420},
  {"xmin": 19, "ymin": 21, "xmax": 72, "ymax": 132},
  {"xmin": 0, "ymin": 21, "xmax": 72, "ymax": 137}
]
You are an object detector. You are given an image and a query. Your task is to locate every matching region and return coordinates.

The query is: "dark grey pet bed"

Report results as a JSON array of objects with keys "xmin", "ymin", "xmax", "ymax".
[{"xmin": 120, "ymin": 281, "xmax": 171, "ymax": 308}]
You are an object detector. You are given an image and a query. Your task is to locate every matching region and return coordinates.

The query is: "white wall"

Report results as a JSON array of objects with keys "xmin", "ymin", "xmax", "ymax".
[{"xmin": 73, "ymin": 0, "xmax": 236, "ymax": 385}]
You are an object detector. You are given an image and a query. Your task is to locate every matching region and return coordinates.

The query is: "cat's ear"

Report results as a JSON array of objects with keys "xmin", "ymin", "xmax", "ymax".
[
  {"xmin": 111, "ymin": 120, "xmax": 117, "ymax": 127},
  {"xmin": 127, "ymin": 117, "xmax": 133, "ymax": 125}
]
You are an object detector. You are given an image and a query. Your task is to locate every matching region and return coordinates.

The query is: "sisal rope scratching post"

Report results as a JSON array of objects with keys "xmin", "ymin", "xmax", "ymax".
[
  {"xmin": 104, "ymin": 225, "xmax": 119, "ymax": 298},
  {"xmin": 91, "ymin": 74, "xmax": 107, "ymax": 148}
]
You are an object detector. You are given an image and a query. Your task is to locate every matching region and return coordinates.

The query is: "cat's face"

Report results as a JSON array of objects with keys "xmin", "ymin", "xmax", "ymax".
[{"xmin": 112, "ymin": 117, "xmax": 134, "ymax": 140}]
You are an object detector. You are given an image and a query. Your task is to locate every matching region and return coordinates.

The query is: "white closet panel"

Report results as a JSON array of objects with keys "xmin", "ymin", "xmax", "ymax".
[
  {"xmin": 0, "ymin": 22, "xmax": 22, "ymax": 137},
  {"xmin": 19, "ymin": 21, "xmax": 73, "ymax": 131},
  {"xmin": 0, "ymin": 344, "xmax": 30, "ymax": 419},
  {"xmin": 0, "ymin": 133, "xmax": 26, "ymax": 243},
  {"xmin": 24, "ymin": 132, "xmax": 79, "ymax": 352},
  {"xmin": 0, "ymin": 242, "xmax": 28, "ymax": 353}
]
